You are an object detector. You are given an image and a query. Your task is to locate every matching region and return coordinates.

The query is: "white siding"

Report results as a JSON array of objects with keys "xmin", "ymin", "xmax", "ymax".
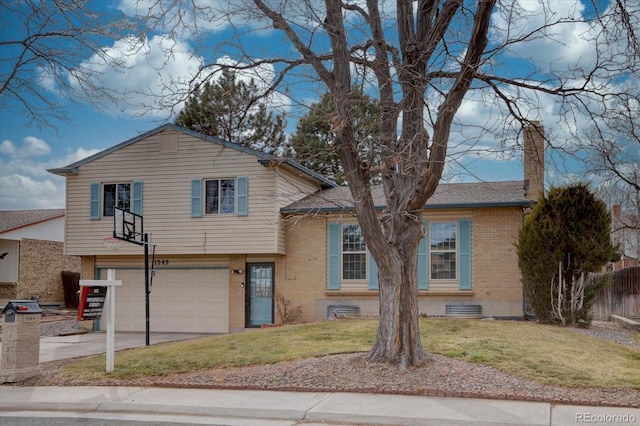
[
  {"xmin": 0, "ymin": 217, "xmax": 65, "ymax": 242},
  {"xmin": 64, "ymin": 130, "xmax": 292, "ymax": 256}
]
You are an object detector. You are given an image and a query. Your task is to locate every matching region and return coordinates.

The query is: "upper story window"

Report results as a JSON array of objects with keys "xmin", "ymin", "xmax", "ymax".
[
  {"xmin": 430, "ymin": 221, "xmax": 457, "ymax": 280},
  {"xmin": 90, "ymin": 181, "xmax": 142, "ymax": 220},
  {"xmin": 342, "ymin": 224, "xmax": 367, "ymax": 280},
  {"xmin": 191, "ymin": 176, "xmax": 248, "ymax": 218},
  {"xmin": 103, "ymin": 183, "xmax": 131, "ymax": 217},
  {"xmin": 206, "ymin": 179, "xmax": 235, "ymax": 214}
]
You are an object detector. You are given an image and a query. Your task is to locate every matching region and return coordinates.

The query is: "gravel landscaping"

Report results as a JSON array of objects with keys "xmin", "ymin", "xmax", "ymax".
[{"xmin": 10, "ymin": 316, "xmax": 639, "ymax": 408}]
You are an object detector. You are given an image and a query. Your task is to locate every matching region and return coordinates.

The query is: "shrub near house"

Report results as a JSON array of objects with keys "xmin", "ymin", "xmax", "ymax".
[{"xmin": 517, "ymin": 183, "xmax": 619, "ymax": 326}]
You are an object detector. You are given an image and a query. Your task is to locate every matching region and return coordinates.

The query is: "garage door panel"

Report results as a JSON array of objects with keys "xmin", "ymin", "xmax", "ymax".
[
  {"xmin": 102, "ymin": 268, "xmax": 229, "ymax": 333},
  {"xmin": 199, "ymin": 302, "xmax": 226, "ymax": 313}
]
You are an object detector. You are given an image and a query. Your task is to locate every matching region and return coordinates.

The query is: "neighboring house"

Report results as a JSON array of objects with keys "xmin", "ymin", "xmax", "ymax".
[
  {"xmin": 48, "ymin": 123, "xmax": 544, "ymax": 333},
  {"xmin": 0, "ymin": 209, "xmax": 80, "ymax": 305}
]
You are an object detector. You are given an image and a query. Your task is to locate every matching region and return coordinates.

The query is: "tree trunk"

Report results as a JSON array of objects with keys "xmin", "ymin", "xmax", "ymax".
[{"xmin": 364, "ymin": 214, "xmax": 428, "ymax": 370}]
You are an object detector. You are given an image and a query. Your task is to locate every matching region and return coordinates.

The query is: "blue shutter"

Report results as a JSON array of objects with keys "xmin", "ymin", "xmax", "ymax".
[
  {"xmin": 191, "ymin": 179, "xmax": 202, "ymax": 218},
  {"xmin": 132, "ymin": 181, "xmax": 143, "ymax": 215},
  {"xmin": 89, "ymin": 183, "xmax": 100, "ymax": 220},
  {"xmin": 236, "ymin": 176, "xmax": 248, "ymax": 216},
  {"xmin": 368, "ymin": 252, "xmax": 379, "ymax": 290},
  {"xmin": 458, "ymin": 219, "xmax": 472, "ymax": 290},
  {"xmin": 418, "ymin": 220, "xmax": 428, "ymax": 290},
  {"xmin": 327, "ymin": 222, "xmax": 340, "ymax": 290}
]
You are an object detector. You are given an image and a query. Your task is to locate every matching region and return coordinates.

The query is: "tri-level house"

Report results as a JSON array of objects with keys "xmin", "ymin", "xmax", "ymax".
[{"xmin": 49, "ymin": 122, "xmax": 545, "ymax": 333}]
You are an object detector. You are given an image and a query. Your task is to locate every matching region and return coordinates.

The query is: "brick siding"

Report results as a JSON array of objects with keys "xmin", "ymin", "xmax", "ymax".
[
  {"xmin": 280, "ymin": 207, "xmax": 526, "ymax": 320},
  {"xmin": 279, "ymin": 216, "xmax": 328, "ymax": 323},
  {"xmin": 80, "ymin": 256, "xmax": 96, "ymax": 280},
  {"xmin": 17, "ymin": 239, "xmax": 81, "ymax": 304},
  {"xmin": 472, "ymin": 207, "xmax": 524, "ymax": 302}
]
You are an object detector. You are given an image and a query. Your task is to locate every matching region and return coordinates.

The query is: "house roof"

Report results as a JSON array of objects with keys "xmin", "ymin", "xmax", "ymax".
[
  {"xmin": 282, "ymin": 180, "xmax": 532, "ymax": 213},
  {"xmin": 0, "ymin": 209, "xmax": 65, "ymax": 233},
  {"xmin": 47, "ymin": 123, "xmax": 337, "ymax": 189}
]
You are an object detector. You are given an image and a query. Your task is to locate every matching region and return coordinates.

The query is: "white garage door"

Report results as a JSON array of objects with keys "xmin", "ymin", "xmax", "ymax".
[{"xmin": 101, "ymin": 268, "xmax": 229, "ymax": 333}]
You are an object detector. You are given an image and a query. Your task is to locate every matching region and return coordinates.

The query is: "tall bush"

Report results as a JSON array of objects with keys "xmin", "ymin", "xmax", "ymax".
[{"xmin": 517, "ymin": 183, "xmax": 618, "ymax": 326}]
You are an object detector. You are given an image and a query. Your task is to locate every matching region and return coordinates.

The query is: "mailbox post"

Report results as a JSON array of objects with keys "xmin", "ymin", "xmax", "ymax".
[{"xmin": 1, "ymin": 300, "xmax": 43, "ymax": 383}]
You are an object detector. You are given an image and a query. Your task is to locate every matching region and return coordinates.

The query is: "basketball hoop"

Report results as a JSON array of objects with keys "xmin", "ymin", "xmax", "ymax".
[{"xmin": 103, "ymin": 237, "xmax": 123, "ymax": 252}]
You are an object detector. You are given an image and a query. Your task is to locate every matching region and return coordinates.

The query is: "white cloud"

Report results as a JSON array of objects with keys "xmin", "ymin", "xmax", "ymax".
[
  {"xmin": 0, "ymin": 140, "xmax": 15, "ymax": 155},
  {"xmin": 23, "ymin": 136, "xmax": 51, "ymax": 157},
  {"xmin": 1, "ymin": 136, "xmax": 51, "ymax": 162},
  {"xmin": 0, "ymin": 174, "xmax": 64, "ymax": 210},
  {"xmin": 69, "ymin": 34, "xmax": 203, "ymax": 117},
  {"xmin": 117, "ymin": 0, "xmax": 268, "ymax": 36},
  {"xmin": 0, "ymin": 138, "xmax": 100, "ymax": 210},
  {"xmin": 36, "ymin": 65, "xmax": 58, "ymax": 93},
  {"xmin": 118, "ymin": 0, "xmax": 325, "ymax": 35},
  {"xmin": 491, "ymin": 1, "xmax": 603, "ymax": 73}
]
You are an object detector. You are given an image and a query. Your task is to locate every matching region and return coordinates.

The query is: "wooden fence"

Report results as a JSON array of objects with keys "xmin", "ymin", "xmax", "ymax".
[
  {"xmin": 590, "ymin": 266, "xmax": 640, "ymax": 320},
  {"xmin": 61, "ymin": 271, "xmax": 80, "ymax": 309}
]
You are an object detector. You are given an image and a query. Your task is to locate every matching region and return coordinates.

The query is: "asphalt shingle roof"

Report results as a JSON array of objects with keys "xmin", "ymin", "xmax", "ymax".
[
  {"xmin": 0, "ymin": 209, "xmax": 65, "ymax": 233},
  {"xmin": 282, "ymin": 180, "xmax": 531, "ymax": 213}
]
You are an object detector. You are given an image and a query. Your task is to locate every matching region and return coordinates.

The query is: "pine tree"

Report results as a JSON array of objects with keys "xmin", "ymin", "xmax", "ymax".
[
  {"xmin": 289, "ymin": 90, "xmax": 382, "ymax": 185},
  {"xmin": 175, "ymin": 69, "xmax": 286, "ymax": 154},
  {"xmin": 517, "ymin": 183, "xmax": 619, "ymax": 326}
]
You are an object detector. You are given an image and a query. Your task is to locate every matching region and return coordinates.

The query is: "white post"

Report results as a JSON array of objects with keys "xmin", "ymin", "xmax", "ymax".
[
  {"xmin": 79, "ymin": 270, "xmax": 121, "ymax": 374},
  {"xmin": 106, "ymin": 269, "xmax": 116, "ymax": 373}
]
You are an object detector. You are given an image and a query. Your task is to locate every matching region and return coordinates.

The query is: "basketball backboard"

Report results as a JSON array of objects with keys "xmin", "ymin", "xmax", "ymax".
[{"xmin": 113, "ymin": 207, "xmax": 144, "ymax": 245}]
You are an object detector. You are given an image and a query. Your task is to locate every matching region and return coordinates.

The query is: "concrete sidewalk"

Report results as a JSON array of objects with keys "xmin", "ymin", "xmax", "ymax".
[{"xmin": 2, "ymin": 386, "xmax": 639, "ymax": 425}]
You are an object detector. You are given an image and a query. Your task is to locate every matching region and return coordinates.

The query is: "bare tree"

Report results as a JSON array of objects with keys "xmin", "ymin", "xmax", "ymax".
[
  {"xmin": 579, "ymin": 99, "xmax": 640, "ymax": 265},
  {"xmin": 237, "ymin": 0, "xmax": 495, "ymax": 369},
  {"xmin": 129, "ymin": 0, "xmax": 639, "ymax": 368},
  {"xmin": 573, "ymin": 0, "xmax": 639, "ymax": 265},
  {"xmin": 0, "ymin": 0, "xmax": 135, "ymax": 130}
]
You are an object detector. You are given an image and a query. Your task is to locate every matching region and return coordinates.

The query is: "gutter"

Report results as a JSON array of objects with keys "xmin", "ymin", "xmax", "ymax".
[{"xmin": 281, "ymin": 200, "xmax": 534, "ymax": 214}]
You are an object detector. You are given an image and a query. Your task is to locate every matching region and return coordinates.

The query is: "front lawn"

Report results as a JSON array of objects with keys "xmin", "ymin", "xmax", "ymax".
[{"xmin": 55, "ymin": 318, "xmax": 640, "ymax": 389}]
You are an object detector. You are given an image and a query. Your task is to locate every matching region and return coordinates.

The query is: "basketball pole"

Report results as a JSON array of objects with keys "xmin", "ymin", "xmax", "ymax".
[{"xmin": 144, "ymin": 233, "xmax": 150, "ymax": 346}]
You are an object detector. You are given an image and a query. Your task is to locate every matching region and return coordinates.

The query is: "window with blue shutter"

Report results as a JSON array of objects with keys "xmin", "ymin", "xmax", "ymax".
[
  {"xmin": 368, "ymin": 252, "xmax": 379, "ymax": 290},
  {"xmin": 458, "ymin": 219, "xmax": 472, "ymax": 290},
  {"xmin": 237, "ymin": 176, "xmax": 248, "ymax": 216},
  {"xmin": 191, "ymin": 179, "xmax": 202, "ymax": 218},
  {"xmin": 89, "ymin": 183, "xmax": 100, "ymax": 220},
  {"xmin": 327, "ymin": 222, "xmax": 341, "ymax": 290},
  {"xmin": 418, "ymin": 220, "xmax": 428, "ymax": 289},
  {"xmin": 132, "ymin": 181, "xmax": 143, "ymax": 215}
]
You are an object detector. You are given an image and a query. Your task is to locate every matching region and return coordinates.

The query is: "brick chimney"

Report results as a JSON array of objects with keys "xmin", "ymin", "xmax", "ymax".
[
  {"xmin": 523, "ymin": 121, "xmax": 545, "ymax": 201},
  {"xmin": 611, "ymin": 204, "xmax": 621, "ymax": 220}
]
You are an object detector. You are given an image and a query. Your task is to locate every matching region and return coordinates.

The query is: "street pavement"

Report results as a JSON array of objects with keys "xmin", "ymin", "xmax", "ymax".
[{"xmin": 0, "ymin": 332, "xmax": 638, "ymax": 425}]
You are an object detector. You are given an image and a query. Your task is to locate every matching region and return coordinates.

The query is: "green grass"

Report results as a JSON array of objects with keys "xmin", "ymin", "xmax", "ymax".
[
  {"xmin": 419, "ymin": 319, "xmax": 640, "ymax": 388},
  {"xmin": 55, "ymin": 318, "xmax": 640, "ymax": 390}
]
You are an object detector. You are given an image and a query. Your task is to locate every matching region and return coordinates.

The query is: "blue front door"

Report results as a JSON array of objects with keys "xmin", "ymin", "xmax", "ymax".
[{"xmin": 246, "ymin": 263, "xmax": 274, "ymax": 327}]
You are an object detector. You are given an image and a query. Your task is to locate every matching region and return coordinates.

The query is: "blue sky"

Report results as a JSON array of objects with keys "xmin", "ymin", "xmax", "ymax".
[{"xmin": 0, "ymin": 0, "xmax": 632, "ymax": 210}]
